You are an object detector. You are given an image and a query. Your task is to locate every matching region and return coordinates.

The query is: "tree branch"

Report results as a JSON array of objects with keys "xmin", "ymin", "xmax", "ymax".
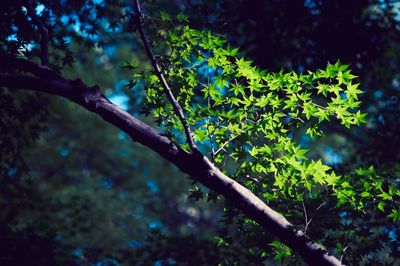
[
  {"xmin": 0, "ymin": 63, "xmax": 343, "ymax": 265},
  {"xmin": 21, "ymin": 0, "xmax": 49, "ymax": 66},
  {"xmin": 0, "ymin": 56, "xmax": 59, "ymax": 79},
  {"xmin": 132, "ymin": 0, "xmax": 197, "ymax": 152}
]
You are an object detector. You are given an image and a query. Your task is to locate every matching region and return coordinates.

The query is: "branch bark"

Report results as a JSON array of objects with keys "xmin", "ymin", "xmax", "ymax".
[{"xmin": 0, "ymin": 60, "xmax": 343, "ymax": 265}]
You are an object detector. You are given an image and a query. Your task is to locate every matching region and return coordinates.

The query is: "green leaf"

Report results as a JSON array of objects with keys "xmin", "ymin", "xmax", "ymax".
[
  {"xmin": 377, "ymin": 202, "xmax": 385, "ymax": 212},
  {"xmin": 176, "ymin": 12, "xmax": 189, "ymax": 22},
  {"xmin": 160, "ymin": 11, "xmax": 171, "ymax": 22},
  {"xmin": 346, "ymin": 82, "xmax": 363, "ymax": 100},
  {"xmin": 388, "ymin": 209, "xmax": 400, "ymax": 222}
]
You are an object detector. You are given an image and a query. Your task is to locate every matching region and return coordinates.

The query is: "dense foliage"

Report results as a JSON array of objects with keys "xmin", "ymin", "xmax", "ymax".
[{"xmin": 130, "ymin": 16, "xmax": 400, "ymax": 264}]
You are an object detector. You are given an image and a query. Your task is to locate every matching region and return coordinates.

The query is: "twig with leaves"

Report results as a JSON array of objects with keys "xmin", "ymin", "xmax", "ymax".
[{"xmin": 132, "ymin": 0, "xmax": 197, "ymax": 152}]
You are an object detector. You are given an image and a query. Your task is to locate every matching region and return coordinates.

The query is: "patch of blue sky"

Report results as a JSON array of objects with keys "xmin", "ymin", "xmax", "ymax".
[
  {"xmin": 103, "ymin": 20, "xmax": 123, "ymax": 33},
  {"xmin": 374, "ymin": 90, "xmax": 383, "ymax": 99},
  {"xmin": 131, "ymin": 160, "xmax": 139, "ymax": 168},
  {"xmin": 21, "ymin": 6, "xmax": 27, "ymax": 15},
  {"xmin": 120, "ymin": 150, "xmax": 129, "ymax": 157},
  {"xmin": 197, "ymin": 62, "xmax": 216, "ymax": 78},
  {"xmin": 35, "ymin": 4, "xmax": 45, "ymax": 16},
  {"xmin": 118, "ymin": 190, "xmax": 130, "ymax": 200},
  {"xmin": 118, "ymin": 132, "xmax": 126, "ymax": 140},
  {"xmin": 25, "ymin": 43, "xmax": 36, "ymax": 52},
  {"xmin": 387, "ymin": 227, "xmax": 398, "ymax": 243},
  {"xmin": 378, "ymin": 114, "xmax": 385, "ymax": 124},
  {"xmin": 109, "ymin": 93, "xmax": 129, "ymax": 111},
  {"xmin": 148, "ymin": 221, "xmax": 162, "ymax": 230},
  {"xmin": 7, "ymin": 167, "xmax": 17, "ymax": 177},
  {"xmin": 299, "ymin": 134, "xmax": 312, "ymax": 149},
  {"xmin": 104, "ymin": 45, "xmax": 117, "ymax": 57},
  {"xmin": 146, "ymin": 180, "xmax": 159, "ymax": 193},
  {"xmin": 114, "ymin": 79, "xmax": 128, "ymax": 91},
  {"xmin": 93, "ymin": 0, "xmax": 106, "ymax": 7},
  {"xmin": 5, "ymin": 24, "xmax": 18, "ymax": 42},
  {"xmin": 154, "ymin": 258, "xmax": 177, "ymax": 266},
  {"xmin": 191, "ymin": 116, "xmax": 210, "ymax": 127},
  {"xmin": 304, "ymin": 0, "xmax": 318, "ymax": 9},
  {"xmin": 88, "ymin": 6, "xmax": 98, "ymax": 21},
  {"xmin": 130, "ymin": 79, "xmax": 144, "ymax": 92},
  {"xmin": 128, "ymin": 239, "xmax": 142, "ymax": 249},
  {"xmin": 6, "ymin": 34, "xmax": 17, "ymax": 42},
  {"xmin": 243, "ymin": 143, "xmax": 253, "ymax": 155},
  {"xmin": 63, "ymin": 36, "xmax": 72, "ymax": 44},
  {"xmin": 128, "ymin": 209, "xmax": 144, "ymax": 220},
  {"xmin": 62, "ymin": 13, "xmax": 100, "ymax": 42},
  {"xmin": 100, "ymin": 178, "xmax": 113, "ymax": 189},
  {"xmin": 54, "ymin": 234, "xmax": 63, "ymax": 242},
  {"xmin": 142, "ymin": 167, "xmax": 149, "ymax": 177},
  {"xmin": 340, "ymin": 92, "xmax": 348, "ymax": 100},
  {"xmin": 207, "ymin": 13, "xmax": 219, "ymax": 23},
  {"xmin": 297, "ymin": 65, "xmax": 305, "ymax": 73},
  {"xmin": 198, "ymin": 138, "xmax": 212, "ymax": 154},
  {"xmin": 303, "ymin": 0, "xmax": 322, "ymax": 15},
  {"xmin": 183, "ymin": 55, "xmax": 204, "ymax": 69},
  {"xmin": 73, "ymin": 247, "xmax": 84, "ymax": 257},
  {"xmin": 59, "ymin": 147, "xmax": 69, "ymax": 157},
  {"xmin": 60, "ymin": 15, "xmax": 69, "ymax": 25},
  {"xmin": 128, "ymin": 80, "xmax": 145, "ymax": 107},
  {"xmin": 323, "ymin": 146, "xmax": 343, "ymax": 165},
  {"xmin": 90, "ymin": 258, "xmax": 119, "ymax": 266}
]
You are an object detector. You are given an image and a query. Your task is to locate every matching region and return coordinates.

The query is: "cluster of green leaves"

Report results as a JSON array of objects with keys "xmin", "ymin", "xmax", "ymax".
[
  {"xmin": 129, "ymin": 15, "xmax": 369, "ymax": 205},
  {"xmin": 337, "ymin": 165, "xmax": 400, "ymax": 221},
  {"xmin": 127, "ymin": 13, "xmax": 400, "ymax": 263}
]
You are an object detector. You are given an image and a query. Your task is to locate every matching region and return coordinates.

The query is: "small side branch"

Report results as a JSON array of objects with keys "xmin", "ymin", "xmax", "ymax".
[
  {"xmin": 132, "ymin": 0, "xmax": 197, "ymax": 151},
  {"xmin": 21, "ymin": 0, "xmax": 49, "ymax": 66},
  {"xmin": 302, "ymin": 200, "xmax": 311, "ymax": 233},
  {"xmin": 214, "ymin": 134, "xmax": 240, "ymax": 156}
]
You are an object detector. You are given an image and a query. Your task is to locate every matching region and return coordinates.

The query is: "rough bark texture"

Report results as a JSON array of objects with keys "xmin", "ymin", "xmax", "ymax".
[{"xmin": 0, "ymin": 59, "xmax": 343, "ymax": 266}]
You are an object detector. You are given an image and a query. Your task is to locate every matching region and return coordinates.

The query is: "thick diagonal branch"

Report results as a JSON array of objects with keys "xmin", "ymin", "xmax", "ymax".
[
  {"xmin": 132, "ymin": 0, "xmax": 197, "ymax": 151},
  {"xmin": 0, "ymin": 63, "xmax": 342, "ymax": 265},
  {"xmin": 21, "ymin": 0, "xmax": 49, "ymax": 66}
]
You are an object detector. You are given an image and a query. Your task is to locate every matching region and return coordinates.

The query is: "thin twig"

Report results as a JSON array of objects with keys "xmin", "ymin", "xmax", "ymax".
[
  {"xmin": 339, "ymin": 232, "xmax": 351, "ymax": 263},
  {"xmin": 303, "ymin": 201, "xmax": 327, "ymax": 233},
  {"xmin": 132, "ymin": 0, "xmax": 197, "ymax": 151},
  {"xmin": 302, "ymin": 200, "xmax": 311, "ymax": 233},
  {"xmin": 214, "ymin": 133, "xmax": 240, "ymax": 156},
  {"xmin": 340, "ymin": 246, "xmax": 350, "ymax": 263},
  {"xmin": 206, "ymin": 123, "xmax": 215, "ymax": 162},
  {"xmin": 214, "ymin": 114, "xmax": 264, "ymax": 156},
  {"xmin": 22, "ymin": 0, "xmax": 49, "ymax": 66}
]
